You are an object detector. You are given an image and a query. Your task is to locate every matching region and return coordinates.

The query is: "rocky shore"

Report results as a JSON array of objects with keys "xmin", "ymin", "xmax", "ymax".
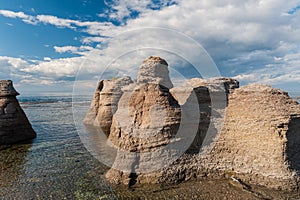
[{"xmin": 84, "ymin": 56, "xmax": 300, "ymax": 191}]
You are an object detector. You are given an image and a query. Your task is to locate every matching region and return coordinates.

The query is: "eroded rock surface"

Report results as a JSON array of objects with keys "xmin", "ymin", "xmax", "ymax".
[
  {"xmin": 105, "ymin": 57, "xmax": 181, "ymax": 182},
  {"xmin": 170, "ymin": 78, "xmax": 239, "ymax": 153},
  {"xmin": 147, "ymin": 84, "xmax": 300, "ymax": 191},
  {"xmin": 137, "ymin": 56, "xmax": 173, "ymax": 89},
  {"xmin": 0, "ymin": 80, "xmax": 36, "ymax": 144},
  {"xmin": 109, "ymin": 83, "xmax": 181, "ymax": 152},
  {"xmin": 84, "ymin": 56, "xmax": 300, "ymax": 191},
  {"xmin": 84, "ymin": 76, "xmax": 133, "ymax": 136},
  {"xmin": 201, "ymin": 84, "xmax": 300, "ymax": 190}
]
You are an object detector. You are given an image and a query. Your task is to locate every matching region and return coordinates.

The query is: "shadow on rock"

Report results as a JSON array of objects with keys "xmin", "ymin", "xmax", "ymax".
[{"xmin": 286, "ymin": 116, "xmax": 300, "ymax": 174}]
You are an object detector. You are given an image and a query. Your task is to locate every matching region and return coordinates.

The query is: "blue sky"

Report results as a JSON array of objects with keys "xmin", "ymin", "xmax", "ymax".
[
  {"xmin": 0, "ymin": 0, "xmax": 107, "ymax": 59},
  {"xmin": 0, "ymin": 0, "xmax": 299, "ymax": 95}
]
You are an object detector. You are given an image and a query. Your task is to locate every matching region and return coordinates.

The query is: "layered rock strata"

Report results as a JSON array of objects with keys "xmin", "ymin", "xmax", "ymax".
[
  {"xmin": 109, "ymin": 83, "xmax": 181, "ymax": 152},
  {"xmin": 170, "ymin": 78, "xmax": 239, "ymax": 154},
  {"xmin": 84, "ymin": 56, "xmax": 300, "ymax": 191},
  {"xmin": 105, "ymin": 57, "xmax": 183, "ymax": 182},
  {"xmin": 125, "ymin": 84, "xmax": 300, "ymax": 190},
  {"xmin": 201, "ymin": 84, "xmax": 300, "ymax": 190},
  {"xmin": 84, "ymin": 76, "xmax": 133, "ymax": 136},
  {"xmin": 0, "ymin": 80, "xmax": 36, "ymax": 144},
  {"xmin": 137, "ymin": 56, "xmax": 173, "ymax": 89}
]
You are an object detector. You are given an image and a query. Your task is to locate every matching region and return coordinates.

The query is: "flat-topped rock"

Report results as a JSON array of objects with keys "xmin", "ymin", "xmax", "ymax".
[
  {"xmin": 182, "ymin": 77, "xmax": 239, "ymax": 93},
  {"xmin": 200, "ymin": 84, "xmax": 300, "ymax": 190},
  {"xmin": 0, "ymin": 80, "xmax": 36, "ymax": 144},
  {"xmin": 137, "ymin": 56, "xmax": 173, "ymax": 89}
]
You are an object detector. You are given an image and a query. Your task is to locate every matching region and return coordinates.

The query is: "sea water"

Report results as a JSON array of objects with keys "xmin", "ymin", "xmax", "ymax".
[
  {"xmin": 0, "ymin": 94, "xmax": 300, "ymax": 199},
  {"xmin": 0, "ymin": 95, "xmax": 118, "ymax": 199}
]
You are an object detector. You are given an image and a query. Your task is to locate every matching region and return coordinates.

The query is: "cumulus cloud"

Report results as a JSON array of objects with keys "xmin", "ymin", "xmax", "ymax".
[
  {"xmin": 0, "ymin": 56, "xmax": 35, "ymax": 83},
  {"xmin": 234, "ymin": 51, "xmax": 300, "ymax": 85},
  {"xmin": 1, "ymin": 0, "xmax": 300, "ymax": 92},
  {"xmin": 109, "ymin": 0, "xmax": 300, "ymax": 88},
  {"xmin": 103, "ymin": 0, "xmax": 177, "ymax": 22}
]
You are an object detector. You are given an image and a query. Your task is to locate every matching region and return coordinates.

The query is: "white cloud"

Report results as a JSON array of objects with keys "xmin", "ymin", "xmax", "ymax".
[
  {"xmin": 103, "ymin": 0, "xmax": 177, "ymax": 21},
  {"xmin": 54, "ymin": 46, "xmax": 78, "ymax": 53},
  {"xmin": 0, "ymin": 10, "xmax": 37, "ymax": 25},
  {"xmin": 0, "ymin": 10, "xmax": 29, "ymax": 19},
  {"xmin": 36, "ymin": 15, "xmax": 76, "ymax": 28},
  {"xmin": 234, "ymin": 51, "xmax": 300, "ymax": 86},
  {"xmin": 0, "ymin": 56, "xmax": 28, "ymax": 69},
  {"xmin": 81, "ymin": 36, "xmax": 109, "ymax": 44},
  {"xmin": 0, "ymin": 10, "xmax": 116, "ymax": 36},
  {"xmin": 22, "ymin": 57, "xmax": 80, "ymax": 77},
  {"xmin": 53, "ymin": 45, "xmax": 95, "ymax": 56},
  {"xmin": 1, "ymin": 0, "xmax": 300, "ymax": 92}
]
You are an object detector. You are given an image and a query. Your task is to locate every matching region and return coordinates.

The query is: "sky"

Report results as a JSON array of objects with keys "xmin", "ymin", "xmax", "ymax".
[{"xmin": 0, "ymin": 0, "xmax": 300, "ymax": 95}]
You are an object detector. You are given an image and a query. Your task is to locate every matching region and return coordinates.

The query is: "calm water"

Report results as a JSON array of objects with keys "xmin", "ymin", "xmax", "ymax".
[
  {"xmin": 0, "ymin": 95, "xmax": 117, "ymax": 199},
  {"xmin": 0, "ymin": 95, "xmax": 300, "ymax": 199}
]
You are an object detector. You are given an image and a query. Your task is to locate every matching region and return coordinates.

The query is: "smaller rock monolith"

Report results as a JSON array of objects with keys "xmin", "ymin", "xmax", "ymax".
[{"xmin": 0, "ymin": 80, "xmax": 36, "ymax": 144}]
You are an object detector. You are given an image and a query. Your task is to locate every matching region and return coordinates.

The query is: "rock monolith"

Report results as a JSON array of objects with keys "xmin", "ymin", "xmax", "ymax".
[
  {"xmin": 0, "ymin": 80, "xmax": 36, "ymax": 144},
  {"xmin": 84, "ymin": 76, "xmax": 133, "ymax": 136},
  {"xmin": 84, "ymin": 56, "xmax": 300, "ymax": 191}
]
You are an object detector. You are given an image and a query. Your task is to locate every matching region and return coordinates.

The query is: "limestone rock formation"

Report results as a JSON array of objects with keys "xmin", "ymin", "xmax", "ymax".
[
  {"xmin": 0, "ymin": 80, "xmax": 36, "ymax": 144},
  {"xmin": 137, "ymin": 56, "xmax": 173, "ymax": 89},
  {"xmin": 201, "ymin": 84, "xmax": 300, "ymax": 190},
  {"xmin": 105, "ymin": 57, "xmax": 181, "ymax": 182},
  {"xmin": 170, "ymin": 78, "xmax": 239, "ymax": 154},
  {"xmin": 84, "ymin": 56, "xmax": 300, "ymax": 191},
  {"xmin": 145, "ymin": 84, "xmax": 300, "ymax": 191},
  {"xmin": 84, "ymin": 76, "xmax": 133, "ymax": 136},
  {"xmin": 109, "ymin": 83, "xmax": 181, "ymax": 152}
]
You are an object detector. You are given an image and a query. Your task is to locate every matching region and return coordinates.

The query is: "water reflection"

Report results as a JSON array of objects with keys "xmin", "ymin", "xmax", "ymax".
[{"xmin": 82, "ymin": 125, "xmax": 117, "ymax": 166}]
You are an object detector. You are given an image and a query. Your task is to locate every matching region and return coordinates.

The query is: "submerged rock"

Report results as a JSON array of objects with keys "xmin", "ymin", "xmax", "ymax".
[{"xmin": 0, "ymin": 80, "xmax": 36, "ymax": 144}]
